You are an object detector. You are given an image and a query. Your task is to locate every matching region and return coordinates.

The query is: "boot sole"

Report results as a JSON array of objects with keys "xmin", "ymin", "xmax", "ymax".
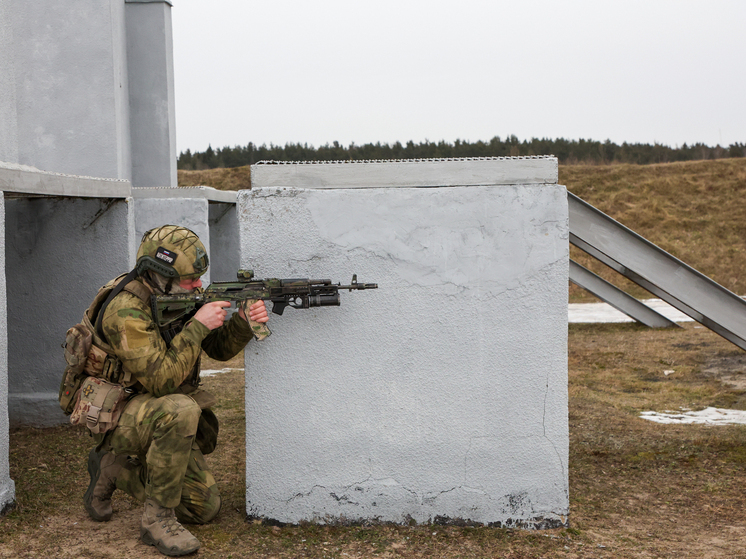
[
  {"xmin": 140, "ymin": 528, "xmax": 201, "ymax": 557},
  {"xmin": 83, "ymin": 448, "xmax": 112, "ymax": 522}
]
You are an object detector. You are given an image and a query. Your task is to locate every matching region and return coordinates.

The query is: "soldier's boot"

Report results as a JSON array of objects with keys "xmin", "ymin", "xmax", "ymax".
[
  {"xmin": 84, "ymin": 447, "xmax": 129, "ymax": 522},
  {"xmin": 140, "ymin": 497, "xmax": 201, "ymax": 557}
]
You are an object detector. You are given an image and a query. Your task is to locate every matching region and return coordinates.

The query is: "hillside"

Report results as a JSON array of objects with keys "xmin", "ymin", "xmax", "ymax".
[{"xmin": 179, "ymin": 158, "xmax": 746, "ymax": 301}]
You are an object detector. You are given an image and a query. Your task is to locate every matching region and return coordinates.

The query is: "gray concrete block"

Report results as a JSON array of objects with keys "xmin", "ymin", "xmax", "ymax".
[
  {"xmin": 7, "ymin": 0, "xmax": 131, "ymax": 179},
  {"xmin": 241, "ymin": 159, "xmax": 568, "ymax": 527},
  {"xmin": 0, "ymin": 0, "xmax": 178, "ymax": 186}
]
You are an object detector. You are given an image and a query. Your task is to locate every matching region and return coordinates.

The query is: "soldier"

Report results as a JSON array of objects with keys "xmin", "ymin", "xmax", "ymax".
[{"xmin": 81, "ymin": 225, "xmax": 268, "ymax": 557}]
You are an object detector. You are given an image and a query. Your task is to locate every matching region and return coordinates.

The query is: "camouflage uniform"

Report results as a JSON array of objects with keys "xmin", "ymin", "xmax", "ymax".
[{"xmin": 99, "ymin": 282, "xmax": 253, "ymax": 523}]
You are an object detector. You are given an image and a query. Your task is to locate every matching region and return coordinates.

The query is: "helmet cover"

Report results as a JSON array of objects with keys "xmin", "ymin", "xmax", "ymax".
[{"xmin": 136, "ymin": 225, "xmax": 209, "ymax": 280}]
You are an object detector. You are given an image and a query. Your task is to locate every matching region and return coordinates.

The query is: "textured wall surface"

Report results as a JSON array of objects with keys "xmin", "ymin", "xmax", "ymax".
[
  {"xmin": 9, "ymin": 0, "xmax": 130, "ymax": 179},
  {"xmin": 5, "ymin": 197, "xmax": 135, "ymax": 426},
  {"xmin": 241, "ymin": 159, "xmax": 569, "ymax": 527},
  {"xmin": 0, "ymin": 193, "xmax": 15, "ymax": 513},
  {"xmin": 0, "ymin": 0, "xmax": 176, "ymax": 185}
]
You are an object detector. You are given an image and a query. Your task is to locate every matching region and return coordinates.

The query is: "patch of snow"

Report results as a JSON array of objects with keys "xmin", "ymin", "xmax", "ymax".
[
  {"xmin": 569, "ymin": 298, "xmax": 693, "ymax": 324},
  {"xmin": 200, "ymin": 368, "xmax": 243, "ymax": 377},
  {"xmin": 640, "ymin": 407, "xmax": 746, "ymax": 425}
]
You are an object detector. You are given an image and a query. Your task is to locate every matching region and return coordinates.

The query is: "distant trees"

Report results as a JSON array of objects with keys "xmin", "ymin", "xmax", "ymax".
[{"xmin": 177, "ymin": 137, "xmax": 746, "ymax": 170}]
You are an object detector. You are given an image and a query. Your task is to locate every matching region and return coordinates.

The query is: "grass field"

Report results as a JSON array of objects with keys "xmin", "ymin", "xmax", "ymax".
[{"xmin": 5, "ymin": 323, "xmax": 746, "ymax": 558}]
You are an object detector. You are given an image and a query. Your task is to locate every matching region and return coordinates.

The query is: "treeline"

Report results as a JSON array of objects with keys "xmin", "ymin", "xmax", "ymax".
[{"xmin": 178, "ymin": 136, "xmax": 746, "ymax": 170}]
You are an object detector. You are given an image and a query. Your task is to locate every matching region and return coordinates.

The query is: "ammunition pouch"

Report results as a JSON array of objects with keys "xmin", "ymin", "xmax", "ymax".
[
  {"xmin": 59, "ymin": 324, "xmax": 94, "ymax": 415},
  {"xmin": 70, "ymin": 377, "xmax": 130, "ymax": 434}
]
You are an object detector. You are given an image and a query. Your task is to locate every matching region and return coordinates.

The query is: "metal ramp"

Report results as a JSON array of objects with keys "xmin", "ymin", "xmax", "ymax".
[{"xmin": 568, "ymin": 192, "xmax": 746, "ymax": 351}]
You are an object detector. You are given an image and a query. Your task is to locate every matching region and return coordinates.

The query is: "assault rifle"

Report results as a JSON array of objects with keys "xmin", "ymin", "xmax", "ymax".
[{"xmin": 151, "ymin": 270, "xmax": 378, "ymax": 341}]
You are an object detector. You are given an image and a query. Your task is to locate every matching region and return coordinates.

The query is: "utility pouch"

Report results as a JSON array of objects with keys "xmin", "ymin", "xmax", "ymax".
[
  {"xmin": 70, "ymin": 377, "xmax": 129, "ymax": 434},
  {"xmin": 59, "ymin": 324, "xmax": 93, "ymax": 415}
]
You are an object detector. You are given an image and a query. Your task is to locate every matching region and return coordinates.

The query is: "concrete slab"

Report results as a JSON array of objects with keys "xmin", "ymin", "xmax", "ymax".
[
  {"xmin": 251, "ymin": 156, "xmax": 558, "ymax": 189},
  {"xmin": 0, "ymin": 162, "xmax": 131, "ymax": 198},
  {"xmin": 241, "ymin": 158, "xmax": 568, "ymax": 528},
  {"xmin": 130, "ymin": 186, "xmax": 237, "ymax": 203}
]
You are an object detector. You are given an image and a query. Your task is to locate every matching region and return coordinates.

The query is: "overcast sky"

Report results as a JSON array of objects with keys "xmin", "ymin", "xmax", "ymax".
[{"xmin": 172, "ymin": 0, "xmax": 746, "ymax": 154}]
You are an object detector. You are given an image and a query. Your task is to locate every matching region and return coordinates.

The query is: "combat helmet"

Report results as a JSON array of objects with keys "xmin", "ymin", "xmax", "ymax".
[{"xmin": 136, "ymin": 225, "xmax": 209, "ymax": 282}]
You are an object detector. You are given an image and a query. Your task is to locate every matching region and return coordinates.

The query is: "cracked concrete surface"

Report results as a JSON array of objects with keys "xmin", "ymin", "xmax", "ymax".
[{"xmin": 240, "ymin": 160, "xmax": 568, "ymax": 527}]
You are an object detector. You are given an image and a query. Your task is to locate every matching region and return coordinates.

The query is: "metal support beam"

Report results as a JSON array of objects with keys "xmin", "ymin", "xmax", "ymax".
[
  {"xmin": 569, "ymin": 192, "xmax": 746, "ymax": 350},
  {"xmin": 569, "ymin": 260, "xmax": 679, "ymax": 328}
]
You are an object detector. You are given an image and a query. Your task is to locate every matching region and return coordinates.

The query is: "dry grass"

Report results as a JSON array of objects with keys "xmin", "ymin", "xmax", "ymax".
[
  {"xmin": 5, "ymin": 325, "xmax": 746, "ymax": 557},
  {"xmin": 563, "ymin": 158, "xmax": 746, "ymax": 302},
  {"xmin": 178, "ymin": 166, "xmax": 252, "ymax": 191}
]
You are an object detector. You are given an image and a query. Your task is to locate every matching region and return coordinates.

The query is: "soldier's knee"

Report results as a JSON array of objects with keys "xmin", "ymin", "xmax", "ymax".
[
  {"xmin": 176, "ymin": 492, "xmax": 221, "ymax": 525},
  {"xmin": 200, "ymin": 494, "xmax": 222, "ymax": 524},
  {"xmin": 152, "ymin": 394, "xmax": 202, "ymax": 434}
]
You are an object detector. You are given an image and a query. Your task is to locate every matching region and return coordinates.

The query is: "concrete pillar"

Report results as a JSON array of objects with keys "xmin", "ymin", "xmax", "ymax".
[
  {"xmin": 241, "ymin": 157, "xmax": 569, "ymax": 528},
  {"xmin": 1, "ymin": 164, "xmax": 134, "ymax": 427},
  {"xmin": 5, "ymin": 0, "xmax": 131, "ymax": 180},
  {"xmin": 125, "ymin": 0, "xmax": 177, "ymax": 187},
  {"xmin": 0, "ymin": 193, "xmax": 15, "ymax": 514}
]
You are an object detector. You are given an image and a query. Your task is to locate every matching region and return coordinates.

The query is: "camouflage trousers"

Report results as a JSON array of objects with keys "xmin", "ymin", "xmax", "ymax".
[{"xmin": 105, "ymin": 393, "xmax": 221, "ymax": 524}]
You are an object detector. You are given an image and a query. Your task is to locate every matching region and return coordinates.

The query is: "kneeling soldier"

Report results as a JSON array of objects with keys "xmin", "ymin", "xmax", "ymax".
[{"xmin": 77, "ymin": 225, "xmax": 268, "ymax": 556}]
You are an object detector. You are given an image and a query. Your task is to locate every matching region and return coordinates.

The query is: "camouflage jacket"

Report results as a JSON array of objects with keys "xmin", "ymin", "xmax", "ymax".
[{"xmin": 100, "ymin": 279, "xmax": 253, "ymax": 397}]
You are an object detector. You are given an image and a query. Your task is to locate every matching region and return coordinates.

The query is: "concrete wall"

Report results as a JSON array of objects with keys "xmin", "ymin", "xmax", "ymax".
[
  {"xmin": 241, "ymin": 157, "xmax": 569, "ymax": 527},
  {"xmin": 126, "ymin": 0, "xmax": 177, "ymax": 188},
  {"xmin": 0, "ymin": 164, "xmax": 135, "ymax": 428},
  {"xmin": 6, "ymin": 195, "xmax": 135, "ymax": 426},
  {"xmin": 5, "ymin": 0, "xmax": 131, "ymax": 179},
  {"xmin": 0, "ymin": 0, "xmax": 176, "ymax": 186},
  {"xmin": 0, "ymin": 194, "xmax": 15, "ymax": 513}
]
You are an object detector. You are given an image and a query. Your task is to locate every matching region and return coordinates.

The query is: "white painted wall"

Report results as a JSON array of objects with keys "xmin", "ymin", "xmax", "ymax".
[
  {"xmin": 0, "ymin": 193, "xmax": 15, "ymax": 513},
  {"xmin": 241, "ymin": 158, "xmax": 569, "ymax": 528},
  {"xmin": 6, "ymin": 0, "xmax": 130, "ymax": 179}
]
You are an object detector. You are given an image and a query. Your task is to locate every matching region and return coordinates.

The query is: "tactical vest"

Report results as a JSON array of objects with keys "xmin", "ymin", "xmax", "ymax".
[{"xmin": 59, "ymin": 273, "xmax": 151, "ymax": 414}]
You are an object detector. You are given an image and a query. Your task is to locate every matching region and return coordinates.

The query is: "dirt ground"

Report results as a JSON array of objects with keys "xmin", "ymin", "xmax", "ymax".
[{"xmin": 4, "ymin": 323, "xmax": 746, "ymax": 558}]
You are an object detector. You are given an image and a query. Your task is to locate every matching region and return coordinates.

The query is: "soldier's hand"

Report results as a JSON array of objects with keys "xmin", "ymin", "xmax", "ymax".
[
  {"xmin": 194, "ymin": 301, "xmax": 231, "ymax": 330},
  {"xmin": 238, "ymin": 300, "xmax": 269, "ymax": 323}
]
